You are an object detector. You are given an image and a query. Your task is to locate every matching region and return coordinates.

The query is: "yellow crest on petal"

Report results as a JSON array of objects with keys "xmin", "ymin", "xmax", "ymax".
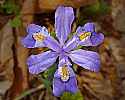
[
  {"xmin": 59, "ymin": 66, "xmax": 70, "ymax": 82},
  {"xmin": 33, "ymin": 33, "xmax": 45, "ymax": 42},
  {"xmin": 79, "ymin": 32, "xmax": 91, "ymax": 41}
]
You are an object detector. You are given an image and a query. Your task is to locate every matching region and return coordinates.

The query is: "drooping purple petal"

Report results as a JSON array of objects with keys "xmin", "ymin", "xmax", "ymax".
[
  {"xmin": 27, "ymin": 50, "xmax": 58, "ymax": 74},
  {"xmin": 76, "ymin": 22, "xmax": 104, "ymax": 46},
  {"xmin": 90, "ymin": 32, "xmax": 104, "ymax": 46},
  {"xmin": 53, "ymin": 66, "xmax": 77, "ymax": 97},
  {"xmin": 53, "ymin": 78, "xmax": 65, "ymax": 97},
  {"xmin": 22, "ymin": 24, "xmax": 61, "ymax": 51},
  {"xmin": 78, "ymin": 32, "xmax": 104, "ymax": 46},
  {"xmin": 55, "ymin": 6, "xmax": 74, "ymax": 45},
  {"xmin": 65, "ymin": 77, "xmax": 78, "ymax": 93},
  {"xmin": 63, "ymin": 35, "xmax": 79, "ymax": 52},
  {"xmin": 55, "ymin": 55, "xmax": 73, "ymax": 78},
  {"xmin": 54, "ymin": 66, "xmax": 75, "ymax": 78},
  {"xmin": 53, "ymin": 76, "xmax": 78, "ymax": 97},
  {"xmin": 21, "ymin": 24, "xmax": 49, "ymax": 48},
  {"xmin": 78, "ymin": 36, "xmax": 92, "ymax": 46},
  {"xmin": 21, "ymin": 35, "xmax": 36, "ymax": 48},
  {"xmin": 68, "ymin": 49, "xmax": 101, "ymax": 72}
]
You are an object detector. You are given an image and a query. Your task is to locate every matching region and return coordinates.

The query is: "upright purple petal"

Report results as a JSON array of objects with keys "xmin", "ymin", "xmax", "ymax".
[
  {"xmin": 83, "ymin": 22, "xmax": 95, "ymax": 32},
  {"xmin": 76, "ymin": 23, "xmax": 95, "ymax": 35},
  {"xmin": 21, "ymin": 24, "xmax": 49, "ymax": 48},
  {"xmin": 44, "ymin": 36, "xmax": 61, "ymax": 52},
  {"xmin": 58, "ymin": 55, "xmax": 72, "ymax": 67},
  {"xmin": 27, "ymin": 24, "xmax": 49, "ymax": 35},
  {"xmin": 76, "ymin": 22, "xmax": 104, "ymax": 46},
  {"xmin": 55, "ymin": 6, "xmax": 74, "ymax": 45},
  {"xmin": 27, "ymin": 51, "xmax": 58, "ymax": 74},
  {"xmin": 63, "ymin": 35, "xmax": 79, "ymax": 52},
  {"xmin": 76, "ymin": 26, "xmax": 83, "ymax": 35},
  {"xmin": 68, "ymin": 49, "xmax": 101, "ymax": 72}
]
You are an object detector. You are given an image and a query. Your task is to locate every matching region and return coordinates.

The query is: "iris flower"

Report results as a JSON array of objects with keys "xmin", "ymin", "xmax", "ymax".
[{"xmin": 21, "ymin": 6, "xmax": 104, "ymax": 97}]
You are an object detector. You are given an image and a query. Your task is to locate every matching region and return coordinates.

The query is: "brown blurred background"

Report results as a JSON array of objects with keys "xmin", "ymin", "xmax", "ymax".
[{"xmin": 0, "ymin": 0, "xmax": 125, "ymax": 100}]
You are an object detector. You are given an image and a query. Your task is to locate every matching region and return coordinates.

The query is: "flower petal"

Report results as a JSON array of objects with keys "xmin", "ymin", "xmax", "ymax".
[
  {"xmin": 76, "ymin": 23, "xmax": 95, "ymax": 35},
  {"xmin": 55, "ymin": 6, "xmax": 74, "ymax": 45},
  {"xmin": 54, "ymin": 55, "xmax": 74, "ymax": 78},
  {"xmin": 63, "ymin": 35, "xmax": 79, "ymax": 52},
  {"xmin": 76, "ymin": 23, "xmax": 104, "ymax": 46},
  {"xmin": 83, "ymin": 22, "xmax": 95, "ymax": 32},
  {"xmin": 58, "ymin": 55, "xmax": 72, "ymax": 67},
  {"xmin": 76, "ymin": 26, "xmax": 83, "ymax": 35},
  {"xmin": 65, "ymin": 77, "xmax": 78, "ymax": 94},
  {"xmin": 78, "ymin": 32, "xmax": 104, "ymax": 46},
  {"xmin": 68, "ymin": 49, "xmax": 100, "ymax": 72},
  {"xmin": 90, "ymin": 32, "xmax": 104, "ymax": 46},
  {"xmin": 54, "ymin": 66, "xmax": 75, "ymax": 78},
  {"xmin": 44, "ymin": 36, "xmax": 61, "ymax": 52},
  {"xmin": 27, "ymin": 24, "xmax": 49, "ymax": 35},
  {"xmin": 53, "ymin": 67, "xmax": 77, "ymax": 96},
  {"xmin": 21, "ymin": 24, "xmax": 49, "ymax": 48},
  {"xmin": 27, "ymin": 50, "xmax": 58, "ymax": 74},
  {"xmin": 53, "ymin": 78, "xmax": 65, "ymax": 97},
  {"xmin": 21, "ymin": 35, "xmax": 36, "ymax": 48}
]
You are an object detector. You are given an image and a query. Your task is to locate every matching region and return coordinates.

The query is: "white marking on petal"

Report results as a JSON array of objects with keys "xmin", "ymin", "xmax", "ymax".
[
  {"xmin": 58, "ymin": 66, "xmax": 70, "ymax": 82},
  {"xmin": 33, "ymin": 32, "xmax": 45, "ymax": 42}
]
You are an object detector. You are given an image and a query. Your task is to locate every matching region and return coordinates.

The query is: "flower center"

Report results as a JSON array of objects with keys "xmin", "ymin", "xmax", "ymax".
[
  {"xmin": 79, "ymin": 32, "xmax": 91, "ymax": 41},
  {"xmin": 33, "ymin": 33, "xmax": 45, "ymax": 42},
  {"xmin": 59, "ymin": 66, "xmax": 70, "ymax": 82}
]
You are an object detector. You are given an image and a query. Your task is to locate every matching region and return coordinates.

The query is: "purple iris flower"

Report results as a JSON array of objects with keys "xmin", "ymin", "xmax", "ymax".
[{"xmin": 21, "ymin": 6, "xmax": 104, "ymax": 97}]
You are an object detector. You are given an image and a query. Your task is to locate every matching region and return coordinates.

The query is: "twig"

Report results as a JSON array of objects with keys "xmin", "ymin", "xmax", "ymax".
[
  {"xmin": 14, "ymin": 84, "xmax": 44, "ymax": 100},
  {"xmin": 38, "ymin": 91, "xmax": 44, "ymax": 100}
]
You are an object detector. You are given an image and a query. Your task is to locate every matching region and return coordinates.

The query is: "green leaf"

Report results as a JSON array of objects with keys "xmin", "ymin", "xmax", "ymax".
[
  {"xmin": 1, "ymin": 1, "xmax": 20, "ymax": 14},
  {"xmin": 10, "ymin": 16, "xmax": 21, "ymax": 27},
  {"xmin": 41, "ymin": 78, "xmax": 51, "ymax": 89},
  {"xmin": 43, "ymin": 64, "xmax": 56, "ymax": 79},
  {"xmin": 61, "ymin": 91, "xmax": 84, "ymax": 100},
  {"xmin": 73, "ymin": 64, "xmax": 78, "ymax": 72},
  {"xmin": 76, "ymin": 0, "xmax": 110, "ymax": 25},
  {"xmin": 84, "ymin": 0, "xmax": 110, "ymax": 15},
  {"xmin": 50, "ymin": 32, "xmax": 56, "ymax": 38},
  {"xmin": 41, "ymin": 64, "xmax": 56, "ymax": 89},
  {"xmin": 68, "ymin": 32, "xmax": 76, "ymax": 39}
]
